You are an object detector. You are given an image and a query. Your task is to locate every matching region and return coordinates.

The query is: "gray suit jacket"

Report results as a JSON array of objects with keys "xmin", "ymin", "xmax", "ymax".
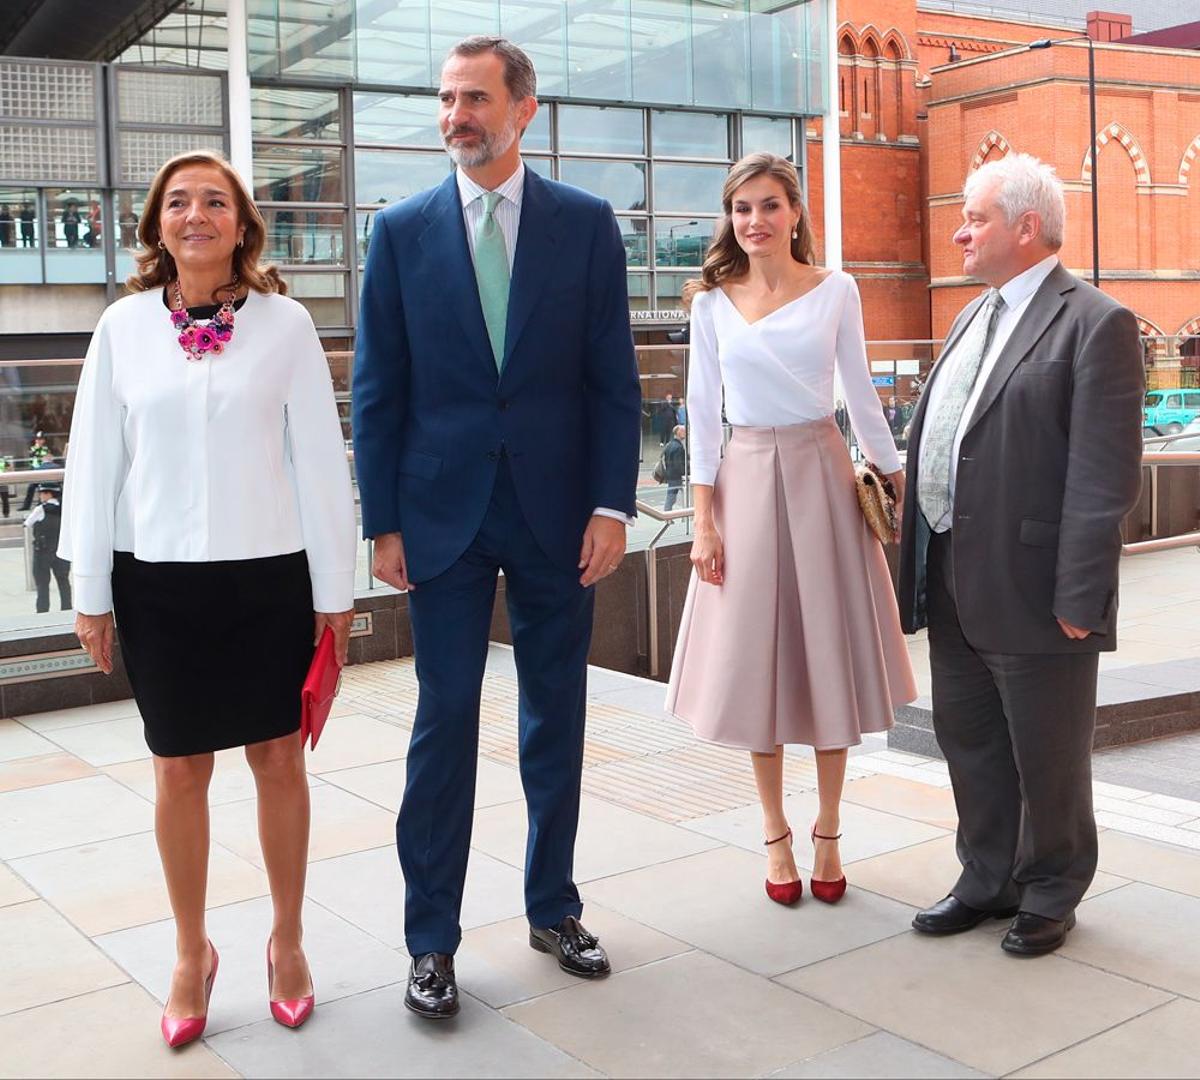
[{"xmin": 898, "ymin": 262, "xmax": 1144, "ymax": 654}]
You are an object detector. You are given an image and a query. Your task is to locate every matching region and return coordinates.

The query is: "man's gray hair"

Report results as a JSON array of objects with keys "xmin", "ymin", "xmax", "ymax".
[
  {"xmin": 964, "ymin": 152, "xmax": 1065, "ymax": 250},
  {"xmin": 447, "ymin": 36, "xmax": 537, "ymax": 101}
]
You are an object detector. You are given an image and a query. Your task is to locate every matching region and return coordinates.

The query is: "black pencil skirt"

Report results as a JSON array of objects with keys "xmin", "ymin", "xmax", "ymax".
[{"xmin": 112, "ymin": 550, "xmax": 314, "ymax": 757}]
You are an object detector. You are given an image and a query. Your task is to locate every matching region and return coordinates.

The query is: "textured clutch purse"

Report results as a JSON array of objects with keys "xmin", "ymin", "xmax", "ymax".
[
  {"xmin": 855, "ymin": 462, "xmax": 899, "ymax": 545},
  {"xmin": 301, "ymin": 627, "xmax": 342, "ymax": 751}
]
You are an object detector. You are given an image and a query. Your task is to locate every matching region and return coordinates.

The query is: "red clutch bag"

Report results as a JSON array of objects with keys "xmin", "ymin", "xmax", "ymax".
[{"xmin": 301, "ymin": 627, "xmax": 342, "ymax": 751}]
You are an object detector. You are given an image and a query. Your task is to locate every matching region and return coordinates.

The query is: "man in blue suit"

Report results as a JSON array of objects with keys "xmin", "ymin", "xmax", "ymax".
[{"xmin": 353, "ymin": 36, "xmax": 641, "ymax": 1020}]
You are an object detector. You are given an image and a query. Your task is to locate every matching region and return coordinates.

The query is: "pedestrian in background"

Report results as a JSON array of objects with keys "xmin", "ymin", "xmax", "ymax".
[
  {"xmin": 25, "ymin": 482, "xmax": 71, "ymax": 613},
  {"xmin": 655, "ymin": 393, "xmax": 678, "ymax": 444},
  {"xmin": 61, "ymin": 149, "xmax": 356, "ymax": 1045},
  {"xmin": 19, "ymin": 204, "xmax": 35, "ymax": 247},
  {"xmin": 662, "ymin": 423, "xmax": 687, "ymax": 511},
  {"xmin": 61, "ymin": 201, "xmax": 81, "ymax": 248},
  {"xmin": 21, "ymin": 431, "xmax": 50, "ymax": 511}
]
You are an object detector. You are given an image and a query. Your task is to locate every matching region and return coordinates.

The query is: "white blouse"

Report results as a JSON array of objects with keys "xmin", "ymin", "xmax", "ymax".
[
  {"xmin": 687, "ymin": 270, "xmax": 902, "ymax": 486},
  {"xmin": 60, "ymin": 288, "xmax": 357, "ymax": 616}
]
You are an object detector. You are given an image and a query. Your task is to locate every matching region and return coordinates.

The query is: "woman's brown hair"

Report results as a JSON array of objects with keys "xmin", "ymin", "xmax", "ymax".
[
  {"xmin": 682, "ymin": 152, "xmax": 815, "ymax": 309},
  {"xmin": 127, "ymin": 149, "xmax": 287, "ymax": 300}
]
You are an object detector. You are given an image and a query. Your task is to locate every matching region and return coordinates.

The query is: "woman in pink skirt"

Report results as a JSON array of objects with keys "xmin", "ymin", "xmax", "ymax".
[{"xmin": 666, "ymin": 153, "xmax": 917, "ymax": 905}]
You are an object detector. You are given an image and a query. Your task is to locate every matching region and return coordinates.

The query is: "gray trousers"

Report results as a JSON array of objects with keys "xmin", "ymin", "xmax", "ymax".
[{"xmin": 927, "ymin": 530, "xmax": 1099, "ymax": 919}]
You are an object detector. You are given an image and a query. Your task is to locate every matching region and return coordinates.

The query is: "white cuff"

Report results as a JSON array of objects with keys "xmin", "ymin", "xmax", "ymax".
[
  {"xmin": 310, "ymin": 570, "xmax": 356, "ymax": 612},
  {"xmin": 593, "ymin": 506, "xmax": 635, "ymax": 526},
  {"xmin": 73, "ymin": 574, "xmax": 113, "ymax": 616}
]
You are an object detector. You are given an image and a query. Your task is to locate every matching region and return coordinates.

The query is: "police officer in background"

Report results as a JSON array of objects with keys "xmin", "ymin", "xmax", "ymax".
[{"xmin": 25, "ymin": 482, "xmax": 71, "ymax": 613}]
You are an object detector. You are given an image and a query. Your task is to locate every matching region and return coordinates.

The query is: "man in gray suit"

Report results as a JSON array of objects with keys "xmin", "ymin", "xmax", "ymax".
[{"xmin": 897, "ymin": 153, "xmax": 1144, "ymax": 956}]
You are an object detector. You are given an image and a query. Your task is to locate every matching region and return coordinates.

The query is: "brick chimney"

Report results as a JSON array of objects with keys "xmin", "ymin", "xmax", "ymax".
[{"xmin": 1087, "ymin": 11, "xmax": 1133, "ymax": 42}]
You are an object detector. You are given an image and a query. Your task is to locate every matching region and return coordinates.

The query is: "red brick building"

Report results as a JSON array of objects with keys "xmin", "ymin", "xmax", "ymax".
[{"xmin": 808, "ymin": 2, "xmax": 1200, "ymax": 382}]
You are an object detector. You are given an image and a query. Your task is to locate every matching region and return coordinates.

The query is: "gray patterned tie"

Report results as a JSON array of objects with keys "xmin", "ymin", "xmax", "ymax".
[{"xmin": 918, "ymin": 289, "xmax": 1004, "ymax": 530}]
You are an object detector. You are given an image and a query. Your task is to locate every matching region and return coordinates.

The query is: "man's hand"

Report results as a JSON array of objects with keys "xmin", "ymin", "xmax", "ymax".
[
  {"xmin": 1057, "ymin": 617, "xmax": 1092, "ymax": 641},
  {"xmin": 314, "ymin": 609, "xmax": 355, "ymax": 666},
  {"xmin": 372, "ymin": 531, "xmax": 415, "ymax": 592},
  {"xmin": 578, "ymin": 515, "xmax": 626, "ymax": 587},
  {"xmin": 75, "ymin": 611, "xmax": 115, "ymax": 674}
]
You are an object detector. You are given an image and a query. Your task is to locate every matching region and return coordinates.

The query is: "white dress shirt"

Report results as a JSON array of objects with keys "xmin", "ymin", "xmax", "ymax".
[
  {"xmin": 59, "ymin": 288, "xmax": 357, "ymax": 615},
  {"xmin": 687, "ymin": 271, "xmax": 902, "ymax": 487},
  {"xmin": 919, "ymin": 254, "xmax": 1060, "ymax": 531},
  {"xmin": 456, "ymin": 164, "xmax": 524, "ymax": 272},
  {"xmin": 455, "ymin": 163, "xmax": 629, "ymax": 525}
]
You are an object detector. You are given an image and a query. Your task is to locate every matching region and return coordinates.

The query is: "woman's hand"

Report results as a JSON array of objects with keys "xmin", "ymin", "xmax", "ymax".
[
  {"xmin": 886, "ymin": 469, "xmax": 906, "ymax": 537},
  {"xmin": 75, "ymin": 612, "xmax": 115, "ymax": 674},
  {"xmin": 690, "ymin": 523, "xmax": 725, "ymax": 586},
  {"xmin": 314, "ymin": 609, "xmax": 355, "ymax": 667}
]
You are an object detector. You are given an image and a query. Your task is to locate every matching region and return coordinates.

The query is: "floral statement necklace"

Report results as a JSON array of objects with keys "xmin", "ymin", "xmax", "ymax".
[{"xmin": 170, "ymin": 277, "xmax": 238, "ymax": 361}]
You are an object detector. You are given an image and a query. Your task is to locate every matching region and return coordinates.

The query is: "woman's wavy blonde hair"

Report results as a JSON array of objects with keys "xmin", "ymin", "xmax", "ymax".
[
  {"xmin": 683, "ymin": 152, "xmax": 814, "ymax": 309},
  {"xmin": 127, "ymin": 149, "xmax": 286, "ymax": 300}
]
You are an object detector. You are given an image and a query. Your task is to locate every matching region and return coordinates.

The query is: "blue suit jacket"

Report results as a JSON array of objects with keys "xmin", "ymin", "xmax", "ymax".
[{"xmin": 352, "ymin": 168, "xmax": 642, "ymax": 584}]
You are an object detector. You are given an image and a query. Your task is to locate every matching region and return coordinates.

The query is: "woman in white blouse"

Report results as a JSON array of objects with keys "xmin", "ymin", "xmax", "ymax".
[
  {"xmin": 666, "ymin": 153, "xmax": 917, "ymax": 907},
  {"xmin": 61, "ymin": 150, "xmax": 355, "ymax": 1045}
]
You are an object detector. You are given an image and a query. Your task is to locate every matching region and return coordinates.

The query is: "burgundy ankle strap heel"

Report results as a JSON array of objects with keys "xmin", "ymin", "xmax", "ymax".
[{"xmin": 763, "ymin": 827, "xmax": 803, "ymax": 906}]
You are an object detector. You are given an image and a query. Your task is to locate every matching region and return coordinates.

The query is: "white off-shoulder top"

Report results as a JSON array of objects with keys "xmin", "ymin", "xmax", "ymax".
[
  {"xmin": 686, "ymin": 270, "xmax": 902, "ymax": 486},
  {"xmin": 59, "ymin": 288, "xmax": 357, "ymax": 616}
]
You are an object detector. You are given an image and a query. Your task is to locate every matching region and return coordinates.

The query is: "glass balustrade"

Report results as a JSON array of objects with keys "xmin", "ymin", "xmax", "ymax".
[{"xmin": 0, "ymin": 335, "xmax": 1186, "ymax": 633}]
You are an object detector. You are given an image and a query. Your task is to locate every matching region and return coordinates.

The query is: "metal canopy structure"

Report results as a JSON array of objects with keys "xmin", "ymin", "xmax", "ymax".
[{"xmin": 0, "ymin": 0, "xmax": 183, "ymax": 62}]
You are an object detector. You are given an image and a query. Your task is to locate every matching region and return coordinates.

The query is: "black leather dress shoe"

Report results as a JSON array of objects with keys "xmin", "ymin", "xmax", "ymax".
[
  {"xmin": 912, "ymin": 895, "xmax": 1021, "ymax": 935},
  {"xmin": 1001, "ymin": 911, "xmax": 1076, "ymax": 956},
  {"xmin": 404, "ymin": 952, "xmax": 459, "ymax": 1019},
  {"xmin": 529, "ymin": 916, "xmax": 611, "ymax": 978}
]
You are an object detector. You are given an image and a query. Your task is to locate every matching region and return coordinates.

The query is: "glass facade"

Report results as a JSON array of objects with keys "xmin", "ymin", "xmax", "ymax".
[
  {"xmin": 0, "ymin": 58, "xmax": 226, "ymax": 292},
  {"xmin": 3, "ymin": 1, "xmax": 823, "ymax": 324},
  {"xmin": 116, "ymin": 0, "xmax": 233, "ymax": 69},
  {"xmin": 318, "ymin": 94, "xmax": 801, "ymax": 315},
  {"xmin": 246, "ymin": 0, "xmax": 826, "ymax": 115},
  {"xmin": 240, "ymin": 1, "xmax": 821, "ymax": 324}
]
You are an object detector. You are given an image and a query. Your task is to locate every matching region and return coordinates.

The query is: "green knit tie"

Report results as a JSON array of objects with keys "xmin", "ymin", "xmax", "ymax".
[{"xmin": 474, "ymin": 191, "xmax": 510, "ymax": 370}]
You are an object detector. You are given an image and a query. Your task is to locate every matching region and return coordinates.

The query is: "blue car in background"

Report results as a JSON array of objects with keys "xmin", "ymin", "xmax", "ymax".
[{"xmin": 1144, "ymin": 389, "xmax": 1200, "ymax": 434}]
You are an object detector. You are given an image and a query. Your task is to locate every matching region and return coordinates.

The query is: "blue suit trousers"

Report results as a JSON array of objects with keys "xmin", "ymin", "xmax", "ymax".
[{"xmin": 398, "ymin": 459, "xmax": 593, "ymax": 956}]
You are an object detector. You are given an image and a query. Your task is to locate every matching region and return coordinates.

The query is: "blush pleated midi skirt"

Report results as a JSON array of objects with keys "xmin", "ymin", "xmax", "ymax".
[
  {"xmin": 665, "ymin": 417, "xmax": 918, "ymax": 752},
  {"xmin": 111, "ymin": 549, "xmax": 314, "ymax": 757}
]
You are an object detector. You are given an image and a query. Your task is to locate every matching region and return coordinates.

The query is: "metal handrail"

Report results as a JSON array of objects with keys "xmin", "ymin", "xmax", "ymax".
[
  {"xmin": 2, "ymin": 467, "xmax": 65, "ymax": 483},
  {"xmin": 1143, "ymin": 431, "xmax": 1200, "ymax": 448},
  {"xmin": 633, "ymin": 450, "xmax": 1200, "ymax": 672},
  {"xmin": 1122, "ymin": 531, "xmax": 1200, "ymax": 556},
  {"xmin": 10, "ymin": 444, "xmax": 1196, "ymax": 626},
  {"xmin": 1124, "ymin": 449, "xmax": 1200, "ymax": 556},
  {"xmin": 0, "ymin": 359, "xmax": 84, "ymax": 368},
  {"xmin": 635, "ymin": 498, "xmax": 694, "ymax": 678}
]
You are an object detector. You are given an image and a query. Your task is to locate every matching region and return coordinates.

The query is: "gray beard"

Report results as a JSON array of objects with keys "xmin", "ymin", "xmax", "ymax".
[{"xmin": 444, "ymin": 115, "xmax": 519, "ymax": 168}]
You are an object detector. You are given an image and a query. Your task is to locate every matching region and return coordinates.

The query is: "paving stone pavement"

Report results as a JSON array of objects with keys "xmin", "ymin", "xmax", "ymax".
[{"xmin": 2, "ymin": 644, "xmax": 1200, "ymax": 1079}]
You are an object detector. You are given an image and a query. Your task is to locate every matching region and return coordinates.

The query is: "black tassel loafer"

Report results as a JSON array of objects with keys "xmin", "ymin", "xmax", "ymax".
[
  {"xmin": 404, "ymin": 952, "xmax": 459, "ymax": 1019},
  {"xmin": 529, "ymin": 916, "xmax": 611, "ymax": 978}
]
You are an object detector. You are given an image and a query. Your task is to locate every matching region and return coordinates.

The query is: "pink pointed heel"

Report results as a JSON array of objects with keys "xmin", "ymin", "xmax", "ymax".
[
  {"xmin": 267, "ymin": 939, "xmax": 315, "ymax": 1029},
  {"xmin": 810, "ymin": 824, "xmax": 848, "ymax": 904},
  {"xmin": 161, "ymin": 941, "xmax": 218, "ymax": 1049},
  {"xmin": 763, "ymin": 828, "xmax": 804, "ymax": 906}
]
